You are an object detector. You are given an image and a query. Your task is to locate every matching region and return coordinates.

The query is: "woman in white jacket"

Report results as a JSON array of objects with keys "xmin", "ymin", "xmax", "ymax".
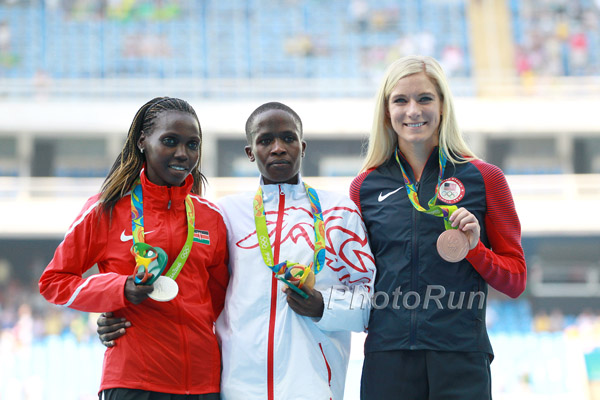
[{"xmin": 216, "ymin": 102, "xmax": 376, "ymax": 400}]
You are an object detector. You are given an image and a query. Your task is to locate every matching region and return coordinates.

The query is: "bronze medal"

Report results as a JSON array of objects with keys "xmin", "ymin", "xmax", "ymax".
[{"xmin": 436, "ymin": 229, "xmax": 469, "ymax": 263}]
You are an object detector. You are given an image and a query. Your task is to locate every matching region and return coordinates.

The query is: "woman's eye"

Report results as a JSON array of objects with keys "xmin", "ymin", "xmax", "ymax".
[
  {"xmin": 284, "ymin": 136, "xmax": 295, "ymax": 143},
  {"xmin": 162, "ymin": 137, "xmax": 176, "ymax": 146},
  {"xmin": 188, "ymin": 142, "xmax": 199, "ymax": 150},
  {"xmin": 393, "ymin": 98, "xmax": 406, "ymax": 104},
  {"xmin": 259, "ymin": 138, "xmax": 272, "ymax": 145},
  {"xmin": 420, "ymin": 96, "xmax": 433, "ymax": 102}
]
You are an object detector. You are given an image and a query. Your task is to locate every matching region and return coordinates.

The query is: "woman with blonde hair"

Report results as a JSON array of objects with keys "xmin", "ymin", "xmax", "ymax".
[
  {"xmin": 350, "ymin": 56, "xmax": 527, "ymax": 399},
  {"xmin": 39, "ymin": 97, "xmax": 229, "ymax": 400}
]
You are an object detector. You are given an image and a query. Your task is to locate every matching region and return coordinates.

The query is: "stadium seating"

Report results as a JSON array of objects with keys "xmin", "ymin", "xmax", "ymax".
[{"xmin": 0, "ymin": 0, "xmax": 472, "ymax": 82}]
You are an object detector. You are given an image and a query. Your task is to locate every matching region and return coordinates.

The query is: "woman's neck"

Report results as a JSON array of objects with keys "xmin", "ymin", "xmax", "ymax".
[{"xmin": 398, "ymin": 142, "xmax": 436, "ymax": 182}]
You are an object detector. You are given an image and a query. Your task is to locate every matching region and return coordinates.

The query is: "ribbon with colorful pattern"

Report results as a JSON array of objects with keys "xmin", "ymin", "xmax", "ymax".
[
  {"xmin": 253, "ymin": 183, "xmax": 326, "ymax": 275},
  {"xmin": 395, "ymin": 148, "xmax": 457, "ymax": 230},
  {"xmin": 131, "ymin": 178, "xmax": 195, "ymax": 281}
]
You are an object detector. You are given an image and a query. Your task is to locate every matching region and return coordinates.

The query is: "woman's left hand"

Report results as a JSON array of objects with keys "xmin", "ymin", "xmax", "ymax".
[
  {"xmin": 97, "ymin": 312, "xmax": 130, "ymax": 347},
  {"xmin": 283, "ymin": 285, "xmax": 324, "ymax": 318},
  {"xmin": 449, "ymin": 207, "xmax": 480, "ymax": 250}
]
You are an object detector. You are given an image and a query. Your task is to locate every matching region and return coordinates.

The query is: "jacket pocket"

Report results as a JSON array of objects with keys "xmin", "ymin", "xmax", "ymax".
[{"xmin": 318, "ymin": 342, "xmax": 332, "ymax": 388}]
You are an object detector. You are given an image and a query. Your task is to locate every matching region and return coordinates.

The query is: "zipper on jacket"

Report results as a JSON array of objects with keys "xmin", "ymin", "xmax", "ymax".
[
  {"xmin": 166, "ymin": 189, "xmax": 190, "ymax": 391},
  {"xmin": 180, "ymin": 300, "xmax": 191, "ymax": 392},
  {"xmin": 409, "ymin": 181, "xmax": 419, "ymax": 348},
  {"xmin": 267, "ymin": 186, "xmax": 286, "ymax": 400}
]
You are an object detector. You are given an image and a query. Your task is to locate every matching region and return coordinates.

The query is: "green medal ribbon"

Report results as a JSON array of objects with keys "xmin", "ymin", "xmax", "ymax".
[
  {"xmin": 395, "ymin": 148, "xmax": 457, "ymax": 230},
  {"xmin": 253, "ymin": 183, "xmax": 326, "ymax": 275},
  {"xmin": 131, "ymin": 178, "xmax": 195, "ymax": 282}
]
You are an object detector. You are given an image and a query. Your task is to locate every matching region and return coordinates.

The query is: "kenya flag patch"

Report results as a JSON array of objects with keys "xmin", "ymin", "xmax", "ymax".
[{"xmin": 194, "ymin": 230, "xmax": 210, "ymax": 245}]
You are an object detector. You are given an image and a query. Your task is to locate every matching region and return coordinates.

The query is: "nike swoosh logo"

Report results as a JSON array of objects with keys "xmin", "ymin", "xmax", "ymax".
[
  {"xmin": 120, "ymin": 230, "xmax": 155, "ymax": 242},
  {"xmin": 378, "ymin": 186, "xmax": 404, "ymax": 202}
]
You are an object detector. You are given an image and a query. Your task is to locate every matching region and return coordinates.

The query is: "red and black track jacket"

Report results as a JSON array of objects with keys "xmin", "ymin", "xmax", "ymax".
[
  {"xmin": 350, "ymin": 149, "xmax": 526, "ymax": 358},
  {"xmin": 39, "ymin": 171, "xmax": 229, "ymax": 395}
]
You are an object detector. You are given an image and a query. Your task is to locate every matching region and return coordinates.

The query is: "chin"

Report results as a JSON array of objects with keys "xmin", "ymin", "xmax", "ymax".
[{"xmin": 165, "ymin": 176, "xmax": 189, "ymax": 187}]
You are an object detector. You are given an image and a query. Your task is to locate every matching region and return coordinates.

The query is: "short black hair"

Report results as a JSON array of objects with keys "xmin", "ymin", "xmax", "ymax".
[{"xmin": 245, "ymin": 102, "xmax": 303, "ymax": 144}]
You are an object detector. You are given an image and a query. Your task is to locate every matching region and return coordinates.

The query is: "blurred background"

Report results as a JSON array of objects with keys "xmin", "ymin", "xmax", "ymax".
[{"xmin": 0, "ymin": 0, "xmax": 599, "ymax": 399}]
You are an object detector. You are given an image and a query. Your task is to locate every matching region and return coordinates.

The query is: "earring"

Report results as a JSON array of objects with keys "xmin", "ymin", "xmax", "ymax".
[{"xmin": 139, "ymin": 147, "xmax": 144, "ymax": 154}]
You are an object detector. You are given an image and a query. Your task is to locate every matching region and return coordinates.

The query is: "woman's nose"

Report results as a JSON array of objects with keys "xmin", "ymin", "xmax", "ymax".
[{"xmin": 406, "ymin": 100, "xmax": 421, "ymax": 118}]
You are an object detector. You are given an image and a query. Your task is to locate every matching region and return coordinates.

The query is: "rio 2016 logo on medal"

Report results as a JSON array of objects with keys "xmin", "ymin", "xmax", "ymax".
[{"xmin": 437, "ymin": 177, "xmax": 464, "ymax": 204}]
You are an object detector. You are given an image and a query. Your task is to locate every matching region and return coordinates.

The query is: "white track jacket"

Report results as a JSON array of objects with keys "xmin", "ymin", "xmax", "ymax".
[{"xmin": 216, "ymin": 178, "xmax": 376, "ymax": 400}]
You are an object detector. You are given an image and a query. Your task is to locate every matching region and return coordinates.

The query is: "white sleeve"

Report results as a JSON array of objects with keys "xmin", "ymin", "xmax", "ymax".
[{"xmin": 313, "ymin": 201, "xmax": 376, "ymax": 332}]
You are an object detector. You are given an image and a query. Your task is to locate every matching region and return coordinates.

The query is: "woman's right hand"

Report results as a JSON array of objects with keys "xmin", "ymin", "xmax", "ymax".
[
  {"xmin": 124, "ymin": 273, "xmax": 154, "ymax": 304},
  {"xmin": 97, "ymin": 312, "xmax": 131, "ymax": 347}
]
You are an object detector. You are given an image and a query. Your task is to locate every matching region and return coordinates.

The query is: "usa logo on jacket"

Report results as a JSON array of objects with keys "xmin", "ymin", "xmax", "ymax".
[{"xmin": 437, "ymin": 177, "xmax": 465, "ymax": 204}]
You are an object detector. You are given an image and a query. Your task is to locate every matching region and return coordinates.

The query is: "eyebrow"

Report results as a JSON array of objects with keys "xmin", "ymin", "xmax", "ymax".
[
  {"xmin": 159, "ymin": 132, "xmax": 201, "ymax": 140},
  {"xmin": 255, "ymin": 131, "xmax": 297, "ymax": 138},
  {"xmin": 391, "ymin": 91, "xmax": 436, "ymax": 97}
]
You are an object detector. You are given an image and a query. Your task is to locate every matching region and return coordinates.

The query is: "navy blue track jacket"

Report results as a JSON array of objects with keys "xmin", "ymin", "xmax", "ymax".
[{"xmin": 350, "ymin": 149, "xmax": 526, "ymax": 358}]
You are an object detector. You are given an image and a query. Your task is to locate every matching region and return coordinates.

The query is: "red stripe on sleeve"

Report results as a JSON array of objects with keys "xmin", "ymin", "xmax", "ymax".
[
  {"xmin": 349, "ymin": 169, "xmax": 374, "ymax": 213},
  {"xmin": 466, "ymin": 160, "xmax": 527, "ymax": 298}
]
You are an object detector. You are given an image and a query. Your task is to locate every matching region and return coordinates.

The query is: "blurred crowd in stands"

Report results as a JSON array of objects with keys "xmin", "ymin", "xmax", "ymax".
[
  {"xmin": 0, "ymin": 279, "xmax": 99, "ymax": 347},
  {"xmin": 0, "ymin": 255, "xmax": 99, "ymax": 348},
  {"xmin": 0, "ymin": 0, "xmax": 474, "ymax": 82},
  {"xmin": 512, "ymin": 0, "xmax": 600, "ymax": 77}
]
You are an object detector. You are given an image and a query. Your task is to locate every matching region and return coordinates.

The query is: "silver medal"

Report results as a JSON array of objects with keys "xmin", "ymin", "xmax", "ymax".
[{"xmin": 148, "ymin": 276, "xmax": 179, "ymax": 302}]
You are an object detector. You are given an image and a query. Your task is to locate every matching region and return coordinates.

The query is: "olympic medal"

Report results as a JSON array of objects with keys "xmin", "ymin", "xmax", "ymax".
[
  {"xmin": 148, "ymin": 276, "xmax": 179, "ymax": 302},
  {"xmin": 283, "ymin": 264, "xmax": 315, "ymax": 290},
  {"xmin": 436, "ymin": 229, "xmax": 469, "ymax": 263},
  {"xmin": 146, "ymin": 247, "xmax": 168, "ymax": 285}
]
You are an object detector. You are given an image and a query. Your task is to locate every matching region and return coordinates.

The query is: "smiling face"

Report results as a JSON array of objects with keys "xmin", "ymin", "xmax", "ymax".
[
  {"xmin": 387, "ymin": 72, "xmax": 443, "ymax": 152},
  {"xmin": 245, "ymin": 109, "xmax": 306, "ymax": 185},
  {"xmin": 138, "ymin": 110, "xmax": 201, "ymax": 187}
]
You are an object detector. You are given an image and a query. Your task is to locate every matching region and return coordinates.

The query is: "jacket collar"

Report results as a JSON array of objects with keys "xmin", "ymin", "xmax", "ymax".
[
  {"xmin": 139, "ymin": 166, "xmax": 193, "ymax": 210},
  {"xmin": 259, "ymin": 174, "xmax": 307, "ymax": 202},
  {"xmin": 391, "ymin": 146, "xmax": 439, "ymax": 182}
]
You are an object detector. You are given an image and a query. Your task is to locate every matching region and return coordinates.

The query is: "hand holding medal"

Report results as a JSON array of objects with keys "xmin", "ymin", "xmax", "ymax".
[
  {"xmin": 276, "ymin": 261, "xmax": 324, "ymax": 318},
  {"xmin": 129, "ymin": 179, "xmax": 194, "ymax": 303},
  {"xmin": 274, "ymin": 261, "xmax": 315, "ymax": 299},
  {"xmin": 395, "ymin": 149, "xmax": 479, "ymax": 263},
  {"xmin": 438, "ymin": 207, "xmax": 480, "ymax": 262},
  {"xmin": 129, "ymin": 242, "xmax": 180, "ymax": 303},
  {"xmin": 131, "ymin": 242, "xmax": 168, "ymax": 285}
]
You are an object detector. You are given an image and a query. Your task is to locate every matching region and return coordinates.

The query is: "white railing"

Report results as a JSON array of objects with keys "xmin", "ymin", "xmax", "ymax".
[
  {"xmin": 0, "ymin": 174, "xmax": 599, "ymax": 237},
  {"xmin": 3, "ymin": 76, "xmax": 600, "ymax": 99}
]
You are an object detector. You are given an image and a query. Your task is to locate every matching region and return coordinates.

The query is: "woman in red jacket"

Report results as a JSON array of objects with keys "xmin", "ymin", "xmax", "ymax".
[{"xmin": 39, "ymin": 97, "xmax": 229, "ymax": 400}]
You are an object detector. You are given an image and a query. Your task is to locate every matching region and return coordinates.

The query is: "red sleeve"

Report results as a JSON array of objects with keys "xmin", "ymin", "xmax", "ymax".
[
  {"xmin": 38, "ymin": 196, "xmax": 129, "ymax": 312},
  {"xmin": 466, "ymin": 160, "xmax": 527, "ymax": 298},
  {"xmin": 206, "ymin": 210, "xmax": 230, "ymax": 320},
  {"xmin": 349, "ymin": 169, "xmax": 374, "ymax": 213}
]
